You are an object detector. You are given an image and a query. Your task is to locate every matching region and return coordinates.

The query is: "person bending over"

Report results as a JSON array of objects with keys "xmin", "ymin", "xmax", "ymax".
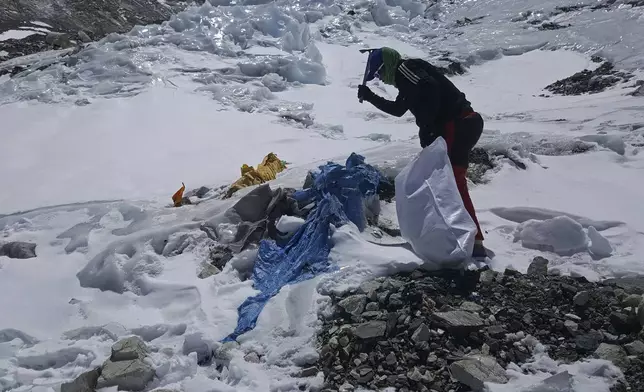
[{"xmin": 357, "ymin": 47, "xmax": 486, "ymax": 258}]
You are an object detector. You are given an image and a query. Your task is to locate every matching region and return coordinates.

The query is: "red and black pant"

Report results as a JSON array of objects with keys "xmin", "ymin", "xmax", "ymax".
[{"xmin": 444, "ymin": 111, "xmax": 485, "ymax": 241}]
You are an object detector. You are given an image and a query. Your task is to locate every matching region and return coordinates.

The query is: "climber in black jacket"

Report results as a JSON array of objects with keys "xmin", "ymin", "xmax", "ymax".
[{"xmin": 357, "ymin": 47, "xmax": 487, "ymax": 258}]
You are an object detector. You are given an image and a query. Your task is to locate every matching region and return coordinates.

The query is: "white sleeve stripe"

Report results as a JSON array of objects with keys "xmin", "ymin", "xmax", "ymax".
[
  {"xmin": 400, "ymin": 64, "xmax": 420, "ymax": 82},
  {"xmin": 399, "ymin": 63, "xmax": 420, "ymax": 84}
]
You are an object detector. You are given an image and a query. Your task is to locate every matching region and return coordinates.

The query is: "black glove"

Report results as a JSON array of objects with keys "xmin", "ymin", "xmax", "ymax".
[{"xmin": 357, "ymin": 84, "xmax": 374, "ymax": 102}]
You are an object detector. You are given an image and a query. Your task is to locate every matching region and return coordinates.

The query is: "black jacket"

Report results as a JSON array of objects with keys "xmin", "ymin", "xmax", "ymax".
[{"xmin": 366, "ymin": 58, "xmax": 471, "ymax": 147}]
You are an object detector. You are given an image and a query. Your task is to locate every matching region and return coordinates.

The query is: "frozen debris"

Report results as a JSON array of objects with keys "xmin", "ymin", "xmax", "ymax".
[
  {"xmin": 513, "ymin": 216, "xmax": 588, "ymax": 256},
  {"xmin": 432, "ymin": 310, "xmax": 485, "ymax": 330},
  {"xmin": 209, "ymin": 246, "xmax": 234, "ymax": 270},
  {"xmin": 587, "ymin": 226, "xmax": 613, "ymax": 258},
  {"xmin": 0, "ymin": 241, "xmax": 37, "ymax": 259},
  {"xmin": 198, "ymin": 262, "xmax": 221, "ymax": 279},
  {"xmin": 244, "ymin": 352, "xmax": 260, "ymax": 363},
  {"xmin": 449, "ymin": 355, "xmax": 508, "ymax": 391},
  {"xmin": 182, "ymin": 332, "xmax": 215, "ymax": 365},
  {"xmin": 527, "ymin": 256, "xmax": 549, "ymax": 277},
  {"xmin": 275, "ymin": 215, "xmax": 305, "ymax": 234},
  {"xmin": 60, "ymin": 368, "xmax": 101, "ymax": 392},
  {"xmin": 593, "ymin": 343, "xmax": 629, "ymax": 368}
]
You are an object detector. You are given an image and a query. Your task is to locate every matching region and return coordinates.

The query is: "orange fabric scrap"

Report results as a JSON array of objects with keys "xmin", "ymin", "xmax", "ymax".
[{"xmin": 172, "ymin": 182, "xmax": 186, "ymax": 207}]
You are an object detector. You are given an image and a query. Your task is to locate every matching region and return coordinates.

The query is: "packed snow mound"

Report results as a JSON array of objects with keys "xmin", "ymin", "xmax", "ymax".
[
  {"xmin": 514, "ymin": 216, "xmax": 590, "ymax": 256},
  {"xmin": 588, "ymin": 226, "xmax": 613, "ymax": 259},
  {"xmin": 512, "ymin": 215, "xmax": 616, "ymax": 259},
  {"xmin": 491, "ymin": 207, "xmax": 624, "ymax": 231},
  {"xmin": 579, "ymin": 134, "xmax": 626, "ymax": 156}
]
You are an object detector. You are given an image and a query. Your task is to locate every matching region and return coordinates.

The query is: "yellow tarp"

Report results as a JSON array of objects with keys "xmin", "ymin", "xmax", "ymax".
[{"xmin": 226, "ymin": 153, "xmax": 286, "ymax": 198}]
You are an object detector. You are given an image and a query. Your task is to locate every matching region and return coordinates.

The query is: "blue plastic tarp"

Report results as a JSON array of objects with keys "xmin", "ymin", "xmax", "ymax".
[
  {"xmin": 293, "ymin": 152, "xmax": 381, "ymax": 232},
  {"xmin": 222, "ymin": 153, "xmax": 381, "ymax": 342}
]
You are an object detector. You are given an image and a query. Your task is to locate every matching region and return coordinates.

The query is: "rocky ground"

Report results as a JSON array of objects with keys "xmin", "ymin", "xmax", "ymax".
[
  {"xmin": 545, "ymin": 61, "xmax": 641, "ymax": 96},
  {"xmin": 313, "ymin": 258, "xmax": 644, "ymax": 392},
  {"xmin": 0, "ymin": 0, "xmax": 202, "ymax": 63}
]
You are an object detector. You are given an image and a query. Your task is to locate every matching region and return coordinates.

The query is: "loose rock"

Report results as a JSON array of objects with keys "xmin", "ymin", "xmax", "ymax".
[
  {"xmin": 594, "ymin": 343, "xmax": 629, "ymax": 369},
  {"xmin": 545, "ymin": 62, "xmax": 633, "ymax": 95},
  {"xmin": 111, "ymin": 336, "xmax": 149, "ymax": 361},
  {"xmin": 300, "ymin": 366, "xmax": 319, "ymax": 377},
  {"xmin": 0, "ymin": 242, "xmax": 37, "ymax": 259},
  {"xmin": 61, "ymin": 368, "xmax": 101, "ymax": 392},
  {"xmin": 432, "ymin": 310, "xmax": 485, "ymax": 330},
  {"xmin": 564, "ymin": 320, "xmax": 578, "ymax": 335},
  {"xmin": 354, "ymin": 321, "xmax": 386, "ymax": 339},
  {"xmin": 449, "ymin": 355, "xmax": 508, "ymax": 391},
  {"xmin": 315, "ymin": 268, "xmax": 644, "ymax": 391},
  {"xmin": 625, "ymin": 340, "xmax": 644, "ymax": 356},
  {"xmin": 576, "ymin": 331, "xmax": 603, "ymax": 353},
  {"xmin": 573, "ymin": 291, "xmax": 590, "ymax": 307},
  {"xmin": 78, "ymin": 30, "xmax": 92, "ymax": 43},
  {"xmin": 622, "ymin": 294, "xmax": 643, "ymax": 308},
  {"xmin": 527, "ymin": 256, "xmax": 549, "ymax": 277},
  {"xmin": 339, "ymin": 295, "xmax": 367, "ymax": 317},
  {"xmin": 96, "ymin": 359, "xmax": 155, "ymax": 391},
  {"xmin": 411, "ymin": 323, "xmax": 430, "ymax": 342},
  {"xmin": 460, "ymin": 301, "xmax": 484, "ymax": 313}
]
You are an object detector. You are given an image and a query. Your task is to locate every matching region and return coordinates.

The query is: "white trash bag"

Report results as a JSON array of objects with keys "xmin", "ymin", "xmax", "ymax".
[{"xmin": 394, "ymin": 137, "xmax": 477, "ymax": 266}]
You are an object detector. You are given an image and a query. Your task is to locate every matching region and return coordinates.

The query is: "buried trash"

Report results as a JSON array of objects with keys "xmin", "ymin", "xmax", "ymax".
[
  {"xmin": 171, "ymin": 182, "xmax": 186, "ymax": 207},
  {"xmin": 222, "ymin": 153, "xmax": 381, "ymax": 342},
  {"xmin": 225, "ymin": 153, "xmax": 287, "ymax": 198}
]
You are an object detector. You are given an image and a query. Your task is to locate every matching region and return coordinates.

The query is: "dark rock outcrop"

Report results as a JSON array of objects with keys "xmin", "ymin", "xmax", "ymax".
[
  {"xmin": 0, "ymin": 241, "xmax": 37, "ymax": 259},
  {"xmin": 545, "ymin": 62, "xmax": 635, "ymax": 95},
  {"xmin": 0, "ymin": 0, "xmax": 194, "ymax": 62},
  {"xmin": 315, "ymin": 262, "xmax": 644, "ymax": 391}
]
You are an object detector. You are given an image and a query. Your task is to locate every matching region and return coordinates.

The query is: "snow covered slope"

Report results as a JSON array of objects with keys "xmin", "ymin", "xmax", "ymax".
[{"xmin": 1, "ymin": 0, "xmax": 643, "ymax": 390}]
